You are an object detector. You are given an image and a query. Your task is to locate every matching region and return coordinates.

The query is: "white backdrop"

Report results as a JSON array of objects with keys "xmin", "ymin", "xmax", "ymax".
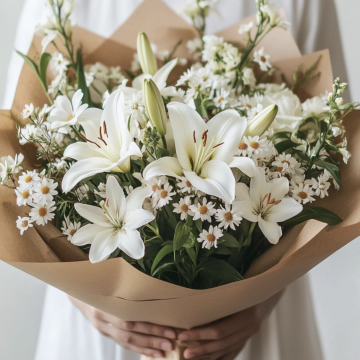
[{"xmin": 0, "ymin": 1, "xmax": 360, "ymax": 360}]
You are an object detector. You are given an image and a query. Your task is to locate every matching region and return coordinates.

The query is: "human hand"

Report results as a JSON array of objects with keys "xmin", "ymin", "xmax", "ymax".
[
  {"xmin": 69, "ymin": 296, "xmax": 176, "ymax": 358},
  {"xmin": 177, "ymin": 292, "xmax": 283, "ymax": 360}
]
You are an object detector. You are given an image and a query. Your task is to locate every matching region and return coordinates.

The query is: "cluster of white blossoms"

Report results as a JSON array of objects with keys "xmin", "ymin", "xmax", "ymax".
[
  {"xmin": 15, "ymin": 170, "xmax": 58, "ymax": 235},
  {"xmin": 0, "ymin": 154, "xmax": 24, "ymax": 185}
]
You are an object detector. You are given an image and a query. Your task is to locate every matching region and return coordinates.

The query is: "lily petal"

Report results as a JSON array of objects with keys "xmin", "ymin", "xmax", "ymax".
[
  {"xmin": 269, "ymin": 177, "xmax": 290, "ymax": 200},
  {"xmin": 267, "ymin": 198, "xmax": 303, "ymax": 223},
  {"xmin": 75, "ymin": 203, "xmax": 112, "ymax": 228},
  {"xmin": 143, "ymin": 157, "xmax": 183, "ymax": 180},
  {"xmin": 153, "ymin": 58, "xmax": 178, "ymax": 90},
  {"xmin": 71, "ymin": 224, "xmax": 106, "ymax": 246},
  {"xmin": 106, "ymin": 176, "xmax": 126, "ymax": 222},
  {"xmin": 208, "ymin": 110, "xmax": 247, "ymax": 164},
  {"xmin": 167, "ymin": 101, "xmax": 207, "ymax": 171},
  {"xmin": 235, "ymin": 183, "xmax": 251, "ymax": 202},
  {"xmin": 233, "ymin": 200, "xmax": 258, "ymax": 222},
  {"xmin": 118, "ymin": 229, "xmax": 145, "ymax": 260},
  {"xmin": 124, "ymin": 209, "xmax": 155, "ymax": 230},
  {"xmin": 229, "ymin": 156, "xmax": 257, "ymax": 178},
  {"xmin": 72, "ymin": 90, "xmax": 84, "ymax": 112},
  {"xmin": 185, "ymin": 159, "xmax": 235, "ymax": 203},
  {"xmin": 258, "ymin": 217, "xmax": 282, "ymax": 244},
  {"xmin": 126, "ymin": 187, "xmax": 153, "ymax": 213},
  {"xmin": 63, "ymin": 142, "xmax": 105, "ymax": 161},
  {"xmin": 89, "ymin": 228, "xmax": 120, "ymax": 263},
  {"xmin": 132, "ymin": 73, "xmax": 151, "ymax": 91},
  {"xmin": 77, "ymin": 108, "xmax": 103, "ymax": 143},
  {"xmin": 62, "ymin": 158, "xmax": 114, "ymax": 193},
  {"xmin": 250, "ymin": 167, "xmax": 269, "ymax": 204}
]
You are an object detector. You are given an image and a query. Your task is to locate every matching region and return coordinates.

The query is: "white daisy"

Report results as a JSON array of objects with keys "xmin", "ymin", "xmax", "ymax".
[
  {"xmin": 16, "ymin": 216, "xmax": 33, "ymax": 235},
  {"xmin": 239, "ymin": 21, "xmax": 254, "ymax": 35},
  {"xmin": 253, "ymin": 48, "xmax": 271, "ymax": 72},
  {"xmin": 173, "ymin": 196, "xmax": 194, "ymax": 220},
  {"xmin": 273, "ymin": 153, "xmax": 300, "ymax": 175},
  {"xmin": 89, "ymin": 62, "xmax": 109, "ymax": 81},
  {"xmin": 0, "ymin": 154, "xmax": 24, "ymax": 184},
  {"xmin": 212, "ymin": 89, "xmax": 230, "ymax": 110},
  {"xmin": 190, "ymin": 197, "xmax": 216, "ymax": 222},
  {"xmin": 236, "ymin": 135, "xmax": 270, "ymax": 157},
  {"xmin": 197, "ymin": 225, "xmax": 223, "ymax": 250},
  {"xmin": 94, "ymin": 182, "xmax": 107, "ymax": 198},
  {"xmin": 75, "ymin": 184, "xmax": 91, "ymax": 201},
  {"xmin": 291, "ymin": 183, "xmax": 315, "ymax": 204},
  {"xmin": 18, "ymin": 170, "xmax": 40, "ymax": 190},
  {"xmin": 15, "ymin": 186, "xmax": 33, "ymax": 206},
  {"xmin": 21, "ymin": 104, "xmax": 34, "ymax": 119},
  {"xmin": 61, "ymin": 216, "xmax": 82, "ymax": 241},
  {"xmin": 156, "ymin": 183, "xmax": 176, "ymax": 208},
  {"xmin": 51, "ymin": 53, "xmax": 70, "ymax": 75},
  {"xmin": 176, "ymin": 68, "xmax": 195, "ymax": 86},
  {"xmin": 29, "ymin": 201, "xmax": 56, "ymax": 226},
  {"xmin": 216, "ymin": 203, "xmax": 243, "ymax": 230},
  {"xmin": 177, "ymin": 177, "xmax": 195, "ymax": 194},
  {"xmin": 33, "ymin": 178, "xmax": 58, "ymax": 205},
  {"xmin": 312, "ymin": 174, "xmax": 331, "ymax": 198}
]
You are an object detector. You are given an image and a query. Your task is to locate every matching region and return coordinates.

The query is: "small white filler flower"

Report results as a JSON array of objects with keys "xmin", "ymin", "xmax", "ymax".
[{"xmin": 198, "ymin": 225, "xmax": 223, "ymax": 249}]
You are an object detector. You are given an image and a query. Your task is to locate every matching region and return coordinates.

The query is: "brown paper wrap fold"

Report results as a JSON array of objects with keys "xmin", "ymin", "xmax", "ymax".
[{"xmin": 2, "ymin": 2, "xmax": 359, "ymax": 359}]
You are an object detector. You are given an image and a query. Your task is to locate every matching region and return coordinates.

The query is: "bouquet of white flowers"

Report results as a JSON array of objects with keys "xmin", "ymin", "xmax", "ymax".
[{"xmin": 1, "ymin": 0, "xmax": 359, "ymax": 359}]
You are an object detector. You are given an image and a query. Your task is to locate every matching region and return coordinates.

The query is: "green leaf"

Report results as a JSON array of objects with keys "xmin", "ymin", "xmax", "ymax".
[
  {"xmin": 183, "ymin": 232, "xmax": 196, "ymax": 249},
  {"xmin": 283, "ymin": 206, "xmax": 342, "ymax": 228},
  {"xmin": 16, "ymin": 50, "xmax": 40, "ymax": 77},
  {"xmin": 214, "ymin": 247, "xmax": 233, "ymax": 255},
  {"xmin": 271, "ymin": 131, "xmax": 292, "ymax": 141},
  {"xmin": 173, "ymin": 222, "xmax": 192, "ymax": 253},
  {"xmin": 218, "ymin": 233, "xmax": 240, "ymax": 248},
  {"xmin": 39, "ymin": 52, "xmax": 52, "ymax": 90},
  {"xmin": 275, "ymin": 140, "xmax": 298, "ymax": 154},
  {"xmin": 151, "ymin": 244, "xmax": 173, "ymax": 274},
  {"xmin": 125, "ymin": 69, "xmax": 136, "ymax": 80},
  {"xmin": 76, "ymin": 48, "xmax": 92, "ymax": 106},
  {"xmin": 186, "ymin": 247, "xmax": 197, "ymax": 265},
  {"xmin": 156, "ymin": 147, "xmax": 170, "ymax": 158},
  {"xmin": 198, "ymin": 258, "xmax": 243, "ymax": 285},
  {"xmin": 313, "ymin": 159, "xmax": 342, "ymax": 189},
  {"xmin": 194, "ymin": 219, "xmax": 202, "ymax": 233},
  {"xmin": 152, "ymin": 262, "xmax": 176, "ymax": 277}
]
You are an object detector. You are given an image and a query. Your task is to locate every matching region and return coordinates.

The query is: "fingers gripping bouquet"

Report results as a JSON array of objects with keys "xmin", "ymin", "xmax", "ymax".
[{"xmin": 1, "ymin": 0, "xmax": 360, "ymax": 359}]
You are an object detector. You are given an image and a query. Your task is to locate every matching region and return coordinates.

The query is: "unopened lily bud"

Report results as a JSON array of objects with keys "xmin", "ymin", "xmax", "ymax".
[
  {"xmin": 143, "ymin": 78, "xmax": 167, "ymax": 136},
  {"xmin": 335, "ymin": 97, "xmax": 343, "ymax": 107},
  {"xmin": 137, "ymin": 32, "xmax": 158, "ymax": 76},
  {"xmin": 244, "ymin": 104, "xmax": 278, "ymax": 137},
  {"xmin": 327, "ymin": 92, "xmax": 333, "ymax": 103}
]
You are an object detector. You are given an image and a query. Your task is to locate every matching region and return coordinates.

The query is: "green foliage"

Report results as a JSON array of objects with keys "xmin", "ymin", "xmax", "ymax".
[
  {"xmin": 283, "ymin": 206, "xmax": 342, "ymax": 228},
  {"xmin": 76, "ymin": 48, "xmax": 92, "ymax": 106}
]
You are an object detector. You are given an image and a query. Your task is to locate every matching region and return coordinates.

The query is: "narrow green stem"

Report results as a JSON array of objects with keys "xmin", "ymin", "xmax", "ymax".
[
  {"xmin": 161, "ymin": 135, "xmax": 168, "ymax": 150},
  {"xmin": 125, "ymin": 172, "xmax": 137, "ymax": 187}
]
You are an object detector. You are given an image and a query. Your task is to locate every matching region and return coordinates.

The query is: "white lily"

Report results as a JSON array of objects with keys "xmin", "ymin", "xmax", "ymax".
[
  {"xmin": 234, "ymin": 168, "xmax": 303, "ymax": 244},
  {"xmin": 48, "ymin": 89, "xmax": 88, "ymax": 131},
  {"xmin": 131, "ymin": 58, "xmax": 179, "ymax": 99},
  {"xmin": 143, "ymin": 102, "xmax": 256, "ymax": 203},
  {"xmin": 62, "ymin": 90, "xmax": 142, "ymax": 193},
  {"xmin": 72, "ymin": 176, "xmax": 154, "ymax": 263}
]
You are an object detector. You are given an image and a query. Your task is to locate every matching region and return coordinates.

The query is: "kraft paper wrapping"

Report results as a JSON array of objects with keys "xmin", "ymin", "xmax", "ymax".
[{"xmin": 2, "ymin": 2, "xmax": 359, "ymax": 359}]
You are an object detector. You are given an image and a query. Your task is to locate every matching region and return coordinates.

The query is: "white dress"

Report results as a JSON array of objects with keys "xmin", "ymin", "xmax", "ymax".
[{"xmin": 3, "ymin": 1, "xmax": 354, "ymax": 360}]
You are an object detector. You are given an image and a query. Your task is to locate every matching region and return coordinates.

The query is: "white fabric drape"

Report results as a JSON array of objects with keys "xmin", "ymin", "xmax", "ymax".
[{"xmin": 3, "ymin": 1, "xmax": 354, "ymax": 359}]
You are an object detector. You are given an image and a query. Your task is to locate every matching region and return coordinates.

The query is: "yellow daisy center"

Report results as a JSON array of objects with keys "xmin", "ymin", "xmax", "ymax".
[
  {"xmin": 21, "ymin": 191, "xmax": 30, "ymax": 199},
  {"xmin": 224, "ymin": 212, "xmax": 233, "ymax": 221},
  {"xmin": 206, "ymin": 234, "xmax": 216, "ymax": 242},
  {"xmin": 38, "ymin": 207, "xmax": 48, "ymax": 217},
  {"xmin": 41, "ymin": 186, "xmax": 50, "ymax": 194},
  {"xmin": 24, "ymin": 175, "xmax": 32, "ymax": 183},
  {"xmin": 22, "ymin": 220, "xmax": 28, "ymax": 227}
]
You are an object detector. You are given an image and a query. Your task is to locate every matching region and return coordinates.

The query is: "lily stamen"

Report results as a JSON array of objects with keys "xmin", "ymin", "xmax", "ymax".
[
  {"xmin": 193, "ymin": 130, "xmax": 196, "ymax": 143},
  {"xmin": 103, "ymin": 121, "xmax": 108, "ymax": 137},
  {"xmin": 79, "ymin": 133, "xmax": 101, "ymax": 149},
  {"xmin": 213, "ymin": 142, "xmax": 224, "ymax": 149},
  {"xmin": 98, "ymin": 127, "xmax": 108, "ymax": 146}
]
